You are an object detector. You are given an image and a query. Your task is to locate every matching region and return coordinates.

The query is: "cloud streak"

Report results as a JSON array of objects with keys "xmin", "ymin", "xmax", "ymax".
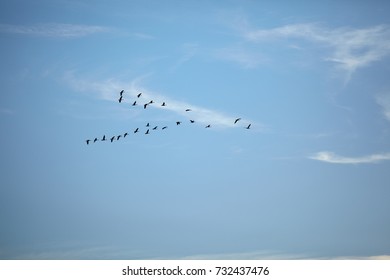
[
  {"xmin": 376, "ymin": 93, "xmax": 390, "ymax": 122},
  {"xmin": 309, "ymin": 151, "xmax": 390, "ymax": 164},
  {"xmin": 241, "ymin": 23, "xmax": 390, "ymax": 78},
  {"xmin": 64, "ymin": 72, "xmax": 255, "ymax": 128},
  {"xmin": 0, "ymin": 23, "xmax": 111, "ymax": 38}
]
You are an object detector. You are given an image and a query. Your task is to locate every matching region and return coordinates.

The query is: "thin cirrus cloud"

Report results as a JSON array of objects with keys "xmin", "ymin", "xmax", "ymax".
[
  {"xmin": 64, "ymin": 72, "xmax": 255, "ymax": 129},
  {"xmin": 240, "ymin": 22, "xmax": 390, "ymax": 77},
  {"xmin": 376, "ymin": 93, "xmax": 390, "ymax": 122},
  {"xmin": 0, "ymin": 23, "xmax": 111, "ymax": 38},
  {"xmin": 309, "ymin": 151, "xmax": 390, "ymax": 164}
]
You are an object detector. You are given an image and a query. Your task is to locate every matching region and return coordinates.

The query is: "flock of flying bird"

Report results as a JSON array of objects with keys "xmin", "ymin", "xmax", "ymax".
[{"xmin": 86, "ymin": 89, "xmax": 251, "ymax": 145}]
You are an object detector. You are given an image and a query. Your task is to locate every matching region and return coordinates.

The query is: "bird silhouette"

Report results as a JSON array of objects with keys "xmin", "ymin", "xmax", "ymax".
[
  {"xmin": 205, "ymin": 124, "xmax": 211, "ymax": 128},
  {"xmin": 132, "ymin": 101, "xmax": 137, "ymax": 106},
  {"xmin": 144, "ymin": 103, "xmax": 148, "ymax": 109},
  {"xmin": 145, "ymin": 129, "xmax": 149, "ymax": 134},
  {"xmin": 120, "ymin": 90, "xmax": 124, "ymax": 96},
  {"xmin": 137, "ymin": 93, "xmax": 142, "ymax": 98},
  {"xmin": 86, "ymin": 140, "xmax": 91, "ymax": 145},
  {"xmin": 185, "ymin": 109, "xmax": 192, "ymax": 112},
  {"xmin": 146, "ymin": 123, "xmax": 150, "ymax": 127},
  {"xmin": 134, "ymin": 128, "xmax": 139, "ymax": 133},
  {"xmin": 161, "ymin": 102, "xmax": 166, "ymax": 106},
  {"xmin": 148, "ymin": 100, "xmax": 154, "ymax": 104},
  {"xmin": 102, "ymin": 135, "xmax": 106, "ymax": 141},
  {"xmin": 162, "ymin": 126, "xmax": 168, "ymax": 130},
  {"xmin": 190, "ymin": 120, "xmax": 195, "ymax": 123},
  {"xmin": 94, "ymin": 137, "xmax": 98, "ymax": 143},
  {"xmin": 110, "ymin": 136, "xmax": 115, "ymax": 142},
  {"xmin": 234, "ymin": 118, "xmax": 241, "ymax": 124},
  {"xmin": 153, "ymin": 126, "xmax": 158, "ymax": 130},
  {"xmin": 176, "ymin": 121, "xmax": 181, "ymax": 125},
  {"xmin": 117, "ymin": 135, "xmax": 121, "ymax": 140},
  {"xmin": 118, "ymin": 96, "xmax": 123, "ymax": 103},
  {"xmin": 246, "ymin": 124, "xmax": 251, "ymax": 129},
  {"xmin": 124, "ymin": 132, "xmax": 128, "ymax": 138}
]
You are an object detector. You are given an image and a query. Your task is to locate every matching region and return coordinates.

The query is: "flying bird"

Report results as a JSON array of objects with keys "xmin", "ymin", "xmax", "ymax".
[
  {"xmin": 101, "ymin": 135, "xmax": 106, "ymax": 141},
  {"xmin": 124, "ymin": 132, "xmax": 128, "ymax": 138},
  {"xmin": 118, "ymin": 96, "xmax": 123, "ymax": 103},
  {"xmin": 161, "ymin": 102, "xmax": 166, "ymax": 106},
  {"xmin": 234, "ymin": 118, "xmax": 241, "ymax": 124},
  {"xmin": 205, "ymin": 124, "xmax": 211, "ymax": 128},
  {"xmin": 246, "ymin": 124, "xmax": 251, "ymax": 129},
  {"xmin": 146, "ymin": 123, "xmax": 150, "ymax": 127},
  {"xmin": 148, "ymin": 100, "xmax": 154, "ymax": 104},
  {"xmin": 145, "ymin": 129, "xmax": 149, "ymax": 134},
  {"xmin": 185, "ymin": 109, "xmax": 192, "ymax": 112},
  {"xmin": 120, "ymin": 90, "xmax": 124, "ymax": 96},
  {"xmin": 117, "ymin": 135, "xmax": 121, "ymax": 140},
  {"xmin": 190, "ymin": 120, "xmax": 195, "ymax": 123},
  {"xmin": 86, "ymin": 140, "xmax": 91, "ymax": 145},
  {"xmin": 132, "ymin": 101, "xmax": 137, "ymax": 106},
  {"xmin": 153, "ymin": 126, "xmax": 158, "ymax": 130},
  {"xmin": 162, "ymin": 126, "xmax": 168, "ymax": 130},
  {"xmin": 176, "ymin": 121, "xmax": 181, "ymax": 125},
  {"xmin": 110, "ymin": 136, "xmax": 115, "ymax": 142},
  {"xmin": 134, "ymin": 128, "xmax": 139, "ymax": 133},
  {"xmin": 94, "ymin": 137, "xmax": 98, "ymax": 143},
  {"xmin": 137, "ymin": 93, "xmax": 142, "ymax": 98},
  {"xmin": 144, "ymin": 103, "xmax": 148, "ymax": 109}
]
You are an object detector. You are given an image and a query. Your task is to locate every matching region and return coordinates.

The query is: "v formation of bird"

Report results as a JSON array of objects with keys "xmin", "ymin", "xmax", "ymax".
[{"xmin": 86, "ymin": 90, "xmax": 251, "ymax": 144}]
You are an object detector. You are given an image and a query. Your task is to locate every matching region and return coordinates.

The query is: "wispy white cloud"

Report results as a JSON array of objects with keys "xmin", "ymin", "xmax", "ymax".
[
  {"xmin": 241, "ymin": 23, "xmax": 390, "ymax": 78},
  {"xmin": 214, "ymin": 46, "xmax": 265, "ymax": 69},
  {"xmin": 309, "ymin": 151, "xmax": 390, "ymax": 164},
  {"xmin": 376, "ymin": 93, "xmax": 390, "ymax": 122},
  {"xmin": 0, "ymin": 23, "xmax": 111, "ymax": 38},
  {"xmin": 64, "ymin": 72, "xmax": 256, "ymax": 129},
  {"xmin": 180, "ymin": 250, "xmax": 310, "ymax": 260}
]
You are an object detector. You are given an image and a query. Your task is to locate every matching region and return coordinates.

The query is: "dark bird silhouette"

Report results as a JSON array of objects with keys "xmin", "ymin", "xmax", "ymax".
[
  {"xmin": 185, "ymin": 109, "xmax": 192, "ymax": 112},
  {"xmin": 117, "ymin": 135, "xmax": 121, "ymax": 140},
  {"xmin": 124, "ymin": 132, "xmax": 128, "ymax": 138},
  {"xmin": 176, "ymin": 121, "xmax": 181, "ymax": 125},
  {"xmin": 146, "ymin": 122, "xmax": 150, "ymax": 127},
  {"xmin": 132, "ymin": 101, "xmax": 137, "ymax": 106},
  {"xmin": 234, "ymin": 118, "xmax": 241, "ymax": 124},
  {"xmin": 162, "ymin": 126, "xmax": 168, "ymax": 130},
  {"xmin": 153, "ymin": 126, "xmax": 158, "ymax": 130},
  {"xmin": 246, "ymin": 124, "xmax": 251, "ymax": 129},
  {"xmin": 205, "ymin": 124, "xmax": 211, "ymax": 128},
  {"xmin": 110, "ymin": 136, "xmax": 115, "ymax": 142},
  {"xmin": 118, "ymin": 96, "xmax": 123, "ymax": 103},
  {"xmin": 145, "ymin": 129, "xmax": 149, "ymax": 134},
  {"xmin": 148, "ymin": 100, "xmax": 154, "ymax": 104},
  {"xmin": 102, "ymin": 135, "xmax": 106, "ymax": 141},
  {"xmin": 134, "ymin": 128, "xmax": 139, "ymax": 133},
  {"xmin": 86, "ymin": 140, "xmax": 91, "ymax": 145},
  {"xmin": 190, "ymin": 120, "xmax": 195, "ymax": 123},
  {"xmin": 161, "ymin": 102, "xmax": 166, "ymax": 106},
  {"xmin": 120, "ymin": 90, "xmax": 124, "ymax": 96},
  {"xmin": 94, "ymin": 137, "xmax": 98, "ymax": 143},
  {"xmin": 144, "ymin": 103, "xmax": 148, "ymax": 109},
  {"xmin": 137, "ymin": 92, "xmax": 142, "ymax": 98}
]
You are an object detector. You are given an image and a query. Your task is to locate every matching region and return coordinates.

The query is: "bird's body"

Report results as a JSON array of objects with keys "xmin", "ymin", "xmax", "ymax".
[
  {"xmin": 161, "ymin": 102, "xmax": 166, "ymax": 106},
  {"xmin": 120, "ymin": 90, "xmax": 124, "ymax": 96},
  {"xmin": 117, "ymin": 135, "xmax": 121, "ymax": 140},
  {"xmin": 176, "ymin": 121, "xmax": 181, "ymax": 125},
  {"xmin": 205, "ymin": 124, "xmax": 211, "ymax": 128},
  {"xmin": 137, "ymin": 93, "xmax": 142, "ymax": 98},
  {"xmin": 118, "ymin": 96, "xmax": 123, "ymax": 103},
  {"xmin": 148, "ymin": 100, "xmax": 154, "ymax": 104},
  {"xmin": 153, "ymin": 126, "xmax": 158, "ymax": 130},
  {"xmin": 102, "ymin": 135, "xmax": 106, "ymax": 141},
  {"xmin": 234, "ymin": 118, "xmax": 241, "ymax": 124},
  {"xmin": 110, "ymin": 136, "xmax": 115, "ymax": 142},
  {"xmin": 132, "ymin": 101, "xmax": 137, "ymax": 106},
  {"xmin": 134, "ymin": 128, "xmax": 139, "ymax": 133},
  {"xmin": 190, "ymin": 120, "xmax": 195, "ymax": 123},
  {"xmin": 185, "ymin": 109, "xmax": 191, "ymax": 112},
  {"xmin": 146, "ymin": 123, "xmax": 150, "ymax": 127},
  {"xmin": 162, "ymin": 126, "xmax": 168, "ymax": 130},
  {"xmin": 124, "ymin": 132, "xmax": 128, "ymax": 138},
  {"xmin": 94, "ymin": 138, "xmax": 98, "ymax": 143},
  {"xmin": 145, "ymin": 129, "xmax": 149, "ymax": 134},
  {"xmin": 246, "ymin": 124, "xmax": 251, "ymax": 129},
  {"xmin": 86, "ymin": 140, "xmax": 91, "ymax": 145},
  {"xmin": 144, "ymin": 103, "xmax": 148, "ymax": 109}
]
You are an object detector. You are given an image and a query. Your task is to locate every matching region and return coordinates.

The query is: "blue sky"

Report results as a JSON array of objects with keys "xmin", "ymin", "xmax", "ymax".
[{"xmin": 1, "ymin": 0, "xmax": 390, "ymax": 260}]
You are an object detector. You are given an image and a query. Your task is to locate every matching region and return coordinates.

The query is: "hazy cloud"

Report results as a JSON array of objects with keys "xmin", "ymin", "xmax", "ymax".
[
  {"xmin": 376, "ymin": 93, "xmax": 390, "ymax": 122},
  {"xmin": 0, "ymin": 23, "xmax": 111, "ymax": 38},
  {"xmin": 309, "ymin": 151, "xmax": 390, "ymax": 164}
]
